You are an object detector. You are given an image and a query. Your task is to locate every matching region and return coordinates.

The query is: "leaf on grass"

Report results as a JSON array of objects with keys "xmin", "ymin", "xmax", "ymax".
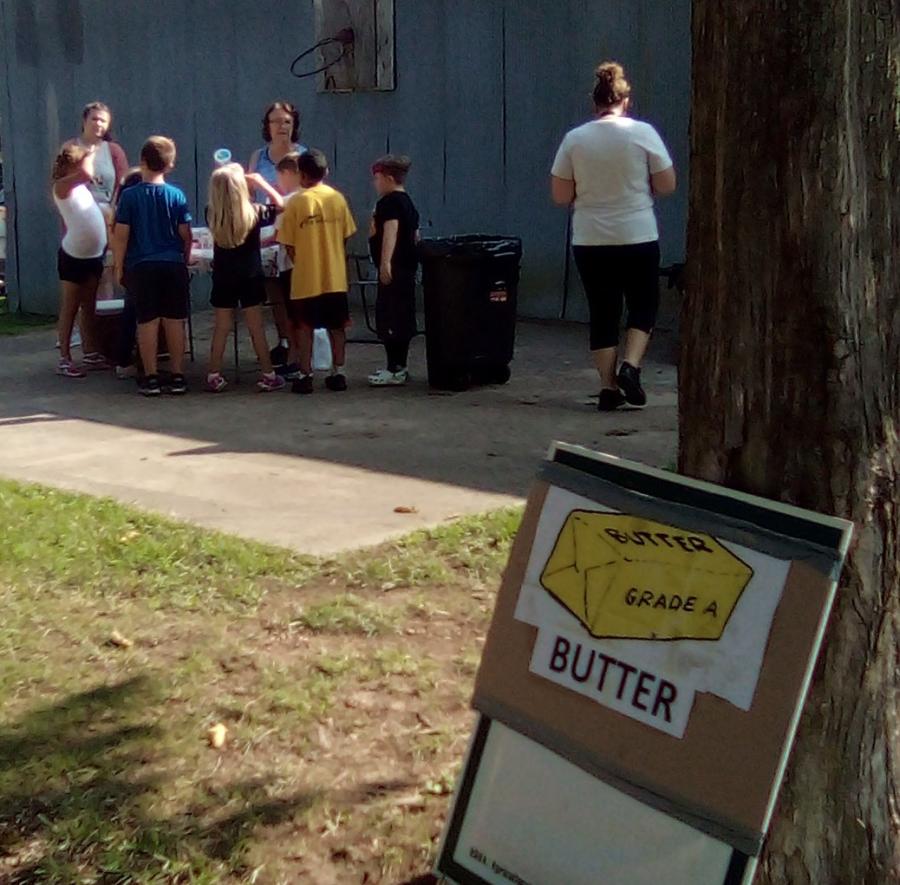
[
  {"xmin": 207, "ymin": 722, "xmax": 227, "ymax": 749},
  {"xmin": 108, "ymin": 630, "xmax": 133, "ymax": 649}
]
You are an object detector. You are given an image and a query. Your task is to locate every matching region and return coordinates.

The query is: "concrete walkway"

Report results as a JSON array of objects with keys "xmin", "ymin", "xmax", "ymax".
[{"xmin": 0, "ymin": 311, "xmax": 678, "ymax": 555}]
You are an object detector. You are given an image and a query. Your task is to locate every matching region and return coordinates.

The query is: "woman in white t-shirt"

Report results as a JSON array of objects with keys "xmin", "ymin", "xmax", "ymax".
[
  {"xmin": 51, "ymin": 144, "xmax": 108, "ymax": 377},
  {"xmin": 551, "ymin": 62, "xmax": 676, "ymax": 411}
]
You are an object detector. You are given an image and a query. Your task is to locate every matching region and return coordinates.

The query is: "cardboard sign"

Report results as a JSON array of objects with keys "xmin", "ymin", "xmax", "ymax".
[{"xmin": 436, "ymin": 443, "xmax": 853, "ymax": 885}]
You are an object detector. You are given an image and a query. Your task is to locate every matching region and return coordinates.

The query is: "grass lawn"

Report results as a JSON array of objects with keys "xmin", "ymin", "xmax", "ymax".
[
  {"xmin": 0, "ymin": 311, "xmax": 56, "ymax": 336},
  {"xmin": 0, "ymin": 479, "xmax": 522, "ymax": 884}
]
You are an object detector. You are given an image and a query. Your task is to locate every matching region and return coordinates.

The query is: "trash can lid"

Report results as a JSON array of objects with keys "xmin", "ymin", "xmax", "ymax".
[{"xmin": 419, "ymin": 234, "xmax": 522, "ymax": 260}]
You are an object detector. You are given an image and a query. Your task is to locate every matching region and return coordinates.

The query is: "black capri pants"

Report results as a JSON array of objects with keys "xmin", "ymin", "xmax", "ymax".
[{"xmin": 573, "ymin": 240, "xmax": 660, "ymax": 350}]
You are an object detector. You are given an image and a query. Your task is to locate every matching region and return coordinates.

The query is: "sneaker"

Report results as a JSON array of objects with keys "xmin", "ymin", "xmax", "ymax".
[
  {"xmin": 55, "ymin": 329, "xmax": 83, "ymax": 350},
  {"xmin": 276, "ymin": 362, "xmax": 301, "ymax": 379},
  {"xmin": 116, "ymin": 364, "xmax": 138, "ymax": 380},
  {"xmin": 168, "ymin": 373, "xmax": 187, "ymax": 395},
  {"xmin": 56, "ymin": 358, "xmax": 86, "ymax": 378},
  {"xmin": 597, "ymin": 388, "xmax": 626, "ymax": 411},
  {"xmin": 257, "ymin": 372, "xmax": 286, "ymax": 392},
  {"xmin": 139, "ymin": 374, "xmax": 162, "ymax": 397},
  {"xmin": 617, "ymin": 362, "xmax": 646, "ymax": 407},
  {"xmin": 291, "ymin": 374, "xmax": 314, "ymax": 395},
  {"xmin": 368, "ymin": 368, "xmax": 409, "ymax": 387},
  {"xmin": 270, "ymin": 343, "xmax": 289, "ymax": 368},
  {"xmin": 206, "ymin": 372, "xmax": 228, "ymax": 393},
  {"xmin": 82, "ymin": 352, "xmax": 111, "ymax": 371},
  {"xmin": 325, "ymin": 372, "xmax": 348, "ymax": 392}
]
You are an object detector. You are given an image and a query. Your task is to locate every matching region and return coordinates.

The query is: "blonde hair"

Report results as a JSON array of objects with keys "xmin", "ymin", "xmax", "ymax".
[{"xmin": 208, "ymin": 163, "xmax": 258, "ymax": 249}]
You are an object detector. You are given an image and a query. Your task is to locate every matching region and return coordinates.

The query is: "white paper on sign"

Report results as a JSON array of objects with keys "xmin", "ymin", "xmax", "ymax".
[
  {"xmin": 450, "ymin": 719, "xmax": 734, "ymax": 885},
  {"xmin": 515, "ymin": 486, "xmax": 790, "ymax": 717},
  {"xmin": 530, "ymin": 624, "xmax": 696, "ymax": 737}
]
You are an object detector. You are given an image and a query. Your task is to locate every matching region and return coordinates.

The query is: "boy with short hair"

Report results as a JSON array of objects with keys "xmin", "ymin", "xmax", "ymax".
[
  {"xmin": 367, "ymin": 154, "xmax": 419, "ymax": 386},
  {"xmin": 277, "ymin": 148, "xmax": 357, "ymax": 394},
  {"xmin": 113, "ymin": 135, "xmax": 192, "ymax": 396},
  {"xmin": 272, "ymin": 152, "xmax": 304, "ymax": 377}
]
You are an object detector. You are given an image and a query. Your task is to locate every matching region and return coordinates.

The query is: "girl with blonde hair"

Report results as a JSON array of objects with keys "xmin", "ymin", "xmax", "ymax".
[{"xmin": 206, "ymin": 163, "xmax": 285, "ymax": 392}]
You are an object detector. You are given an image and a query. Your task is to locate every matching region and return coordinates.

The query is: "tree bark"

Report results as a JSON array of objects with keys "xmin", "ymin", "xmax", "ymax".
[{"xmin": 681, "ymin": 2, "xmax": 900, "ymax": 883}]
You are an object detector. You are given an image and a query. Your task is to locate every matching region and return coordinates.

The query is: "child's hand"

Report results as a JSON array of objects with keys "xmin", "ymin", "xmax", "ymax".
[
  {"xmin": 244, "ymin": 172, "xmax": 265, "ymax": 191},
  {"xmin": 379, "ymin": 264, "xmax": 393, "ymax": 285}
]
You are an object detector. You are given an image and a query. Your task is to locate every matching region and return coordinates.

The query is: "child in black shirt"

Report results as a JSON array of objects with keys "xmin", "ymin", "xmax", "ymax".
[
  {"xmin": 367, "ymin": 155, "xmax": 420, "ymax": 386},
  {"xmin": 205, "ymin": 163, "xmax": 286, "ymax": 392}
]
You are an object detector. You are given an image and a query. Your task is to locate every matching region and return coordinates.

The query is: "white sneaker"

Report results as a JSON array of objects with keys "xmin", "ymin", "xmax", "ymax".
[
  {"xmin": 368, "ymin": 368, "xmax": 409, "ymax": 387},
  {"xmin": 54, "ymin": 329, "xmax": 82, "ymax": 350}
]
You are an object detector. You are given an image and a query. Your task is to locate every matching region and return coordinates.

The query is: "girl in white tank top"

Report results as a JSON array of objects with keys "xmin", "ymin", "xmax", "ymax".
[{"xmin": 51, "ymin": 144, "xmax": 109, "ymax": 376}]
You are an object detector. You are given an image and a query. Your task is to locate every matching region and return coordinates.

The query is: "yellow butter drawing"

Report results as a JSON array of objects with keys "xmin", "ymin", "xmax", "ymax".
[{"xmin": 539, "ymin": 511, "xmax": 754, "ymax": 640}]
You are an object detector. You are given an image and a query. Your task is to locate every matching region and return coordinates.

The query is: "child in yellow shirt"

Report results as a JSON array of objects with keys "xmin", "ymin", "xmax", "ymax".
[{"xmin": 276, "ymin": 149, "xmax": 357, "ymax": 393}]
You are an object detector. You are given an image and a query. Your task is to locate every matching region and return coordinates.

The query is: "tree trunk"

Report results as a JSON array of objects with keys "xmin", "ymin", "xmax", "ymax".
[{"xmin": 681, "ymin": 2, "xmax": 900, "ymax": 883}]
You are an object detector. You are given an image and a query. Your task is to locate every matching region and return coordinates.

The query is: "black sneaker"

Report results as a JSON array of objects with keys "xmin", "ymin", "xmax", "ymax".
[
  {"xmin": 269, "ymin": 343, "xmax": 289, "ymax": 368},
  {"xmin": 617, "ymin": 362, "xmax": 646, "ymax": 406},
  {"xmin": 139, "ymin": 374, "xmax": 162, "ymax": 397},
  {"xmin": 597, "ymin": 388, "xmax": 626, "ymax": 411},
  {"xmin": 168, "ymin": 373, "xmax": 187, "ymax": 395},
  {"xmin": 292, "ymin": 375, "xmax": 314, "ymax": 395},
  {"xmin": 324, "ymin": 373, "xmax": 347, "ymax": 392},
  {"xmin": 276, "ymin": 361, "xmax": 301, "ymax": 379}
]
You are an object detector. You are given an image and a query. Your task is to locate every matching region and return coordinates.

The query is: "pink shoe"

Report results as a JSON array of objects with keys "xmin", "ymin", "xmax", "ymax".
[
  {"xmin": 257, "ymin": 372, "xmax": 286, "ymax": 392},
  {"xmin": 206, "ymin": 372, "xmax": 228, "ymax": 393},
  {"xmin": 56, "ymin": 358, "xmax": 86, "ymax": 378}
]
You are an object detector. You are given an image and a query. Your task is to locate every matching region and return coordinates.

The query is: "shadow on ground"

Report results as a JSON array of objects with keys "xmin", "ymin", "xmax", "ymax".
[
  {"xmin": 0, "ymin": 314, "xmax": 679, "ymax": 501},
  {"xmin": 0, "ymin": 677, "xmax": 316, "ymax": 881}
]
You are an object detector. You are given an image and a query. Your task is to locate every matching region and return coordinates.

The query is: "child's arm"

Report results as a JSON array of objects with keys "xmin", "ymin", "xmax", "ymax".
[
  {"xmin": 245, "ymin": 172, "xmax": 284, "ymax": 209},
  {"xmin": 53, "ymin": 150, "xmax": 96, "ymax": 200},
  {"xmin": 178, "ymin": 223, "xmax": 192, "ymax": 265},
  {"xmin": 379, "ymin": 219, "xmax": 399, "ymax": 285},
  {"xmin": 112, "ymin": 223, "xmax": 130, "ymax": 285}
]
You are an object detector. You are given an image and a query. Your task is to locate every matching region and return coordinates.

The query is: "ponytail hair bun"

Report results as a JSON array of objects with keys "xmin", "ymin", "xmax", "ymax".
[{"xmin": 593, "ymin": 61, "xmax": 631, "ymax": 108}]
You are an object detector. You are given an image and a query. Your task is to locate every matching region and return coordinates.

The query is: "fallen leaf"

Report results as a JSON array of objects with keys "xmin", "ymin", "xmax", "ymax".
[
  {"xmin": 207, "ymin": 722, "xmax": 227, "ymax": 749},
  {"xmin": 393, "ymin": 505, "xmax": 418, "ymax": 514},
  {"xmin": 108, "ymin": 630, "xmax": 133, "ymax": 649}
]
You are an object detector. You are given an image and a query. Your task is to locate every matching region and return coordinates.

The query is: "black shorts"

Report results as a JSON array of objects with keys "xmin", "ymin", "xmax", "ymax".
[
  {"xmin": 573, "ymin": 241, "xmax": 660, "ymax": 350},
  {"xmin": 376, "ymin": 269, "xmax": 417, "ymax": 343},
  {"xmin": 287, "ymin": 292, "xmax": 350, "ymax": 331},
  {"xmin": 58, "ymin": 248, "xmax": 104, "ymax": 285},
  {"xmin": 210, "ymin": 273, "xmax": 266, "ymax": 310},
  {"xmin": 124, "ymin": 262, "xmax": 190, "ymax": 324}
]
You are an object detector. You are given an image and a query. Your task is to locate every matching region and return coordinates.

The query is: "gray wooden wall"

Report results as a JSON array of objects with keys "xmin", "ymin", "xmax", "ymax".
[{"xmin": 0, "ymin": 0, "xmax": 690, "ymax": 319}]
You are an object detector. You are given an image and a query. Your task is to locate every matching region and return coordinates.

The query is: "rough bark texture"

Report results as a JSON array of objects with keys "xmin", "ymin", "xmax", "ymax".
[{"xmin": 681, "ymin": 2, "xmax": 900, "ymax": 883}]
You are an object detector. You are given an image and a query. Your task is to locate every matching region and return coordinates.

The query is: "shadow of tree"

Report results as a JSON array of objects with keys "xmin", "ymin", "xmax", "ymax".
[{"xmin": 0, "ymin": 677, "xmax": 316, "ymax": 882}]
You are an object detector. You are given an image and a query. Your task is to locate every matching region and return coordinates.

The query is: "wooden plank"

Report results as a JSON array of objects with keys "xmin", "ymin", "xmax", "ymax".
[{"xmin": 314, "ymin": 0, "xmax": 395, "ymax": 92}]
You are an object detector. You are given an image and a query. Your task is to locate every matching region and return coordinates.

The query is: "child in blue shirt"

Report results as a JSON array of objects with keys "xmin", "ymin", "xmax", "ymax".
[{"xmin": 113, "ymin": 136, "xmax": 192, "ymax": 396}]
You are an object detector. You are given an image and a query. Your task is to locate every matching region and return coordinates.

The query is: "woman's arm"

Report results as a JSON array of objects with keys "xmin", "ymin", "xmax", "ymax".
[
  {"xmin": 650, "ymin": 166, "xmax": 676, "ymax": 197},
  {"xmin": 248, "ymin": 148, "xmax": 261, "ymax": 174},
  {"xmin": 112, "ymin": 223, "xmax": 130, "ymax": 284},
  {"xmin": 551, "ymin": 175, "xmax": 576, "ymax": 206},
  {"xmin": 110, "ymin": 142, "xmax": 129, "ymax": 185}
]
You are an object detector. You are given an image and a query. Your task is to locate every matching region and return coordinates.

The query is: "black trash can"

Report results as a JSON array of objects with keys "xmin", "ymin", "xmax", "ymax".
[{"xmin": 418, "ymin": 234, "xmax": 522, "ymax": 391}]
